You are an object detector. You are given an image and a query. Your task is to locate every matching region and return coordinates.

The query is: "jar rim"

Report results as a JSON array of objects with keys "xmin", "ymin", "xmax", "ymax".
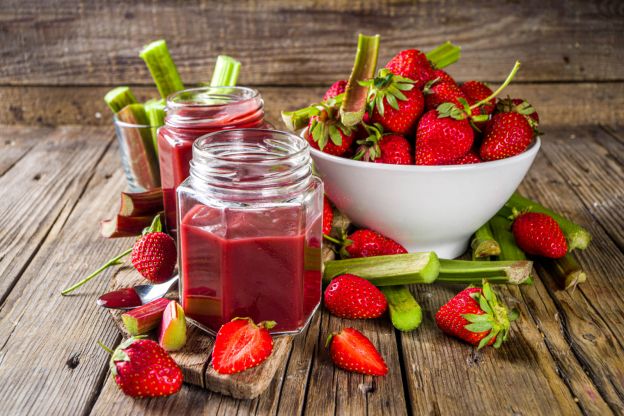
[{"xmin": 166, "ymin": 86, "xmax": 260, "ymax": 109}]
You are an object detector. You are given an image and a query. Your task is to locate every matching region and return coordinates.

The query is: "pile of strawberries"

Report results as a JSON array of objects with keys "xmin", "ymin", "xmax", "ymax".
[{"xmin": 306, "ymin": 47, "xmax": 539, "ymax": 165}]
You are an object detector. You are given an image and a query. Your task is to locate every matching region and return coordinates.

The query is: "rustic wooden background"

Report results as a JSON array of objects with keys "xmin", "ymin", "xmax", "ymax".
[
  {"xmin": 1, "ymin": 1, "xmax": 624, "ymax": 415},
  {"xmin": 1, "ymin": 0, "xmax": 623, "ymax": 127}
]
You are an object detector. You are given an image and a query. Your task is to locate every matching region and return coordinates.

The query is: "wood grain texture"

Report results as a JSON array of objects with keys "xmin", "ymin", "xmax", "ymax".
[
  {"xmin": 2, "ymin": 83, "xmax": 624, "ymax": 128},
  {"xmin": 2, "ymin": 0, "xmax": 623, "ymax": 87}
]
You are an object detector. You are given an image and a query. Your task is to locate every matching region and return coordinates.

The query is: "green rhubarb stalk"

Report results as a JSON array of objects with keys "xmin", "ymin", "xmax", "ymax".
[
  {"xmin": 323, "ymin": 252, "xmax": 532, "ymax": 286},
  {"xmin": 210, "ymin": 55, "xmax": 241, "ymax": 87},
  {"xmin": 489, "ymin": 216, "xmax": 527, "ymax": 261},
  {"xmin": 543, "ymin": 253, "xmax": 587, "ymax": 291},
  {"xmin": 471, "ymin": 222, "xmax": 501, "ymax": 259},
  {"xmin": 499, "ymin": 192, "xmax": 592, "ymax": 251},
  {"xmin": 340, "ymin": 33, "xmax": 380, "ymax": 127},
  {"xmin": 425, "ymin": 41, "xmax": 461, "ymax": 69},
  {"xmin": 104, "ymin": 86, "xmax": 138, "ymax": 113},
  {"xmin": 281, "ymin": 93, "xmax": 344, "ymax": 131},
  {"xmin": 381, "ymin": 286, "xmax": 422, "ymax": 332},
  {"xmin": 145, "ymin": 99, "xmax": 166, "ymax": 155},
  {"xmin": 140, "ymin": 40, "xmax": 185, "ymax": 99}
]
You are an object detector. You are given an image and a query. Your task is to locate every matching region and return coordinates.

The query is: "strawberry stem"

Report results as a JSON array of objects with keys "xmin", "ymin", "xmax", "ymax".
[
  {"xmin": 97, "ymin": 340, "xmax": 114, "ymax": 355},
  {"xmin": 323, "ymin": 234, "xmax": 342, "ymax": 245},
  {"xmin": 469, "ymin": 61, "xmax": 521, "ymax": 110},
  {"xmin": 60, "ymin": 248, "xmax": 132, "ymax": 296}
]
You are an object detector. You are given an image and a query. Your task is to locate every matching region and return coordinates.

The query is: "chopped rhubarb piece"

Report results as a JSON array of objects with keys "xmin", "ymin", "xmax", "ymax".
[
  {"xmin": 104, "ymin": 86, "xmax": 138, "ymax": 114},
  {"xmin": 145, "ymin": 99, "xmax": 166, "ymax": 155},
  {"xmin": 139, "ymin": 40, "xmax": 185, "ymax": 99},
  {"xmin": 119, "ymin": 189, "xmax": 164, "ymax": 217},
  {"xmin": 100, "ymin": 214, "xmax": 162, "ymax": 238},
  {"xmin": 122, "ymin": 297, "xmax": 170, "ymax": 336},
  {"xmin": 159, "ymin": 301, "xmax": 187, "ymax": 351},
  {"xmin": 210, "ymin": 55, "xmax": 241, "ymax": 87}
]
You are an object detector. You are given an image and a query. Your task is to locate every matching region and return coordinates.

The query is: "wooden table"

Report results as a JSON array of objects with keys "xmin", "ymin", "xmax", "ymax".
[{"xmin": 1, "ymin": 1, "xmax": 623, "ymax": 415}]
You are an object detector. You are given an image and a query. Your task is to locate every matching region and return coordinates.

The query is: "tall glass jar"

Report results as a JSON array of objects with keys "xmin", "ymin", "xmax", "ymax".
[
  {"xmin": 158, "ymin": 87, "xmax": 266, "ymax": 234},
  {"xmin": 177, "ymin": 129, "xmax": 323, "ymax": 335}
]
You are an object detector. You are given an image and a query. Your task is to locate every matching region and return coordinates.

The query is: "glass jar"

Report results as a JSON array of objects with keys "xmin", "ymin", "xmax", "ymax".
[
  {"xmin": 177, "ymin": 129, "xmax": 323, "ymax": 335},
  {"xmin": 158, "ymin": 86, "xmax": 266, "ymax": 234}
]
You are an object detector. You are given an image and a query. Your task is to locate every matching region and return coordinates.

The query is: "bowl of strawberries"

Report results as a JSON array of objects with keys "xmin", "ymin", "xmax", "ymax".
[{"xmin": 283, "ymin": 35, "xmax": 541, "ymax": 258}]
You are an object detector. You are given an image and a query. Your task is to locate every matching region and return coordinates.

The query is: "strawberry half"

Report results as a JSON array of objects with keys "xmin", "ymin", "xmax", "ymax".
[
  {"xmin": 109, "ymin": 337, "xmax": 183, "ymax": 398},
  {"xmin": 435, "ymin": 281, "xmax": 519, "ymax": 349},
  {"xmin": 211, "ymin": 318, "xmax": 276, "ymax": 375},
  {"xmin": 131, "ymin": 231, "xmax": 177, "ymax": 283},
  {"xmin": 327, "ymin": 327, "xmax": 388, "ymax": 376},
  {"xmin": 512, "ymin": 212, "xmax": 568, "ymax": 258},
  {"xmin": 322, "ymin": 196, "xmax": 333, "ymax": 235},
  {"xmin": 343, "ymin": 229, "xmax": 407, "ymax": 258},
  {"xmin": 324, "ymin": 274, "xmax": 387, "ymax": 319},
  {"xmin": 323, "ymin": 80, "xmax": 348, "ymax": 101}
]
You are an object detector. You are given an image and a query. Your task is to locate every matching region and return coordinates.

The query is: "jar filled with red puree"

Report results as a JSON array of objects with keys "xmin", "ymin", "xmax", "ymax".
[
  {"xmin": 177, "ymin": 129, "xmax": 323, "ymax": 334},
  {"xmin": 158, "ymin": 87, "xmax": 265, "ymax": 234}
]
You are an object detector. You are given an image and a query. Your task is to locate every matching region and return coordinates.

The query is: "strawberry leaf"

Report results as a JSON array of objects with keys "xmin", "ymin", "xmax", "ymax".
[{"xmin": 464, "ymin": 322, "xmax": 493, "ymax": 332}]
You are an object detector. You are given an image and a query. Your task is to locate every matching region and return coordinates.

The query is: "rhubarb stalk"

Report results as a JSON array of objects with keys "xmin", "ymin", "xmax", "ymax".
[
  {"xmin": 122, "ymin": 297, "xmax": 170, "ymax": 336},
  {"xmin": 381, "ymin": 285, "xmax": 422, "ymax": 331},
  {"xmin": 140, "ymin": 39, "xmax": 185, "ymax": 99},
  {"xmin": 499, "ymin": 193, "xmax": 592, "ymax": 250},
  {"xmin": 281, "ymin": 93, "xmax": 344, "ymax": 131},
  {"xmin": 425, "ymin": 41, "xmax": 461, "ymax": 69},
  {"xmin": 119, "ymin": 189, "xmax": 164, "ymax": 217},
  {"xmin": 144, "ymin": 99, "xmax": 165, "ymax": 155},
  {"xmin": 104, "ymin": 86, "xmax": 138, "ymax": 113},
  {"xmin": 471, "ymin": 222, "xmax": 501, "ymax": 259},
  {"xmin": 489, "ymin": 216, "xmax": 527, "ymax": 261},
  {"xmin": 340, "ymin": 33, "xmax": 380, "ymax": 126},
  {"xmin": 210, "ymin": 55, "xmax": 241, "ymax": 87},
  {"xmin": 543, "ymin": 253, "xmax": 587, "ymax": 291}
]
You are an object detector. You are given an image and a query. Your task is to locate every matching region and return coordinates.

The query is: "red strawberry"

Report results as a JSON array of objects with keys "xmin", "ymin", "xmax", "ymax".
[
  {"xmin": 324, "ymin": 274, "xmax": 387, "ymax": 319},
  {"xmin": 344, "ymin": 229, "xmax": 407, "ymax": 258},
  {"xmin": 497, "ymin": 97, "xmax": 540, "ymax": 129},
  {"xmin": 385, "ymin": 49, "xmax": 434, "ymax": 89},
  {"xmin": 327, "ymin": 327, "xmax": 388, "ymax": 376},
  {"xmin": 322, "ymin": 196, "xmax": 333, "ymax": 235},
  {"xmin": 109, "ymin": 337, "xmax": 183, "ymax": 398},
  {"xmin": 454, "ymin": 151, "xmax": 482, "ymax": 164},
  {"xmin": 424, "ymin": 81, "xmax": 467, "ymax": 111},
  {"xmin": 323, "ymin": 80, "xmax": 347, "ymax": 101},
  {"xmin": 431, "ymin": 69, "xmax": 456, "ymax": 85},
  {"xmin": 361, "ymin": 69, "xmax": 425, "ymax": 135},
  {"xmin": 306, "ymin": 107, "xmax": 355, "ymax": 157},
  {"xmin": 415, "ymin": 109, "xmax": 474, "ymax": 165},
  {"xmin": 211, "ymin": 318, "xmax": 276, "ymax": 375},
  {"xmin": 512, "ymin": 212, "xmax": 568, "ymax": 258},
  {"xmin": 131, "ymin": 231, "xmax": 177, "ymax": 283},
  {"xmin": 435, "ymin": 281, "xmax": 518, "ymax": 349},
  {"xmin": 460, "ymin": 81, "xmax": 495, "ymax": 114},
  {"xmin": 354, "ymin": 123, "xmax": 412, "ymax": 165},
  {"xmin": 480, "ymin": 112, "xmax": 534, "ymax": 161}
]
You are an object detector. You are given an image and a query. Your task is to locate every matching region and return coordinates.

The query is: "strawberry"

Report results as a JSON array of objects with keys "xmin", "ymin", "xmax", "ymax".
[
  {"xmin": 454, "ymin": 151, "xmax": 482, "ymax": 164},
  {"xmin": 323, "ymin": 80, "xmax": 348, "ymax": 101},
  {"xmin": 480, "ymin": 112, "xmax": 534, "ymax": 161},
  {"xmin": 343, "ymin": 229, "xmax": 407, "ymax": 258},
  {"xmin": 324, "ymin": 274, "xmax": 387, "ymax": 319},
  {"xmin": 360, "ymin": 69, "xmax": 424, "ymax": 135},
  {"xmin": 108, "ymin": 337, "xmax": 183, "ymax": 398},
  {"xmin": 435, "ymin": 281, "xmax": 518, "ymax": 349},
  {"xmin": 327, "ymin": 327, "xmax": 388, "ymax": 376},
  {"xmin": 385, "ymin": 49, "xmax": 434, "ymax": 89},
  {"xmin": 306, "ymin": 106, "xmax": 355, "ymax": 157},
  {"xmin": 497, "ymin": 97, "xmax": 540, "ymax": 129},
  {"xmin": 131, "ymin": 231, "xmax": 177, "ymax": 283},
  {"xmin": 431, "ymin": 69, "xmax": 456, "ymax": 85},
  {"xmin": 424, "ymin": 81, "xmax": 467, "ymax": 111},
  {"xmin": 211, "ymin": 318, "xmax": 276, "ymax": 375},
  {"xmin": 415, "ymin": 108, "xmax": 474, "ymax": 165},
  {"xmin": 460, "ymin": 81, "xmax": 496, "ymax": 115},
  {"xmin": 512, "ymin": 212, "xmax": 568, "ymax": 258},
  {"xmin": 322, "ymin": 196, "xmax": 333, "ymax": 235},
  {"xmin": 354, "ymin": 123, "xmax": 412, "ymax": 165}
]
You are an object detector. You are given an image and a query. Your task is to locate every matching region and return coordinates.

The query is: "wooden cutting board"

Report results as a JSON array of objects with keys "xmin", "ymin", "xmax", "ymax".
[{"xmin": 107, "ymin": 269, "xmax": 294, "ymax": 400}]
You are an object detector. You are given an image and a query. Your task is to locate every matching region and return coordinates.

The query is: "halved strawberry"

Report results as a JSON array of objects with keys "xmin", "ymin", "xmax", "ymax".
[
  {"xmin": 327, "ymin": 327, "xmax": 388, "ymax": 376},
  {"xmin": 322, "ymin": 196, "xmax": 333, "ymax": 235},
  {"xmin": 211, "ymin": 318, "xmax": 276, "ymax": 374}
]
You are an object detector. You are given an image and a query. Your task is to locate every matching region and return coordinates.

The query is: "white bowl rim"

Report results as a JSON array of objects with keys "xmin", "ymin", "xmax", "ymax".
[{"xmin": 309, "ymin": 135, "xmax": 541, "ymax": 172}]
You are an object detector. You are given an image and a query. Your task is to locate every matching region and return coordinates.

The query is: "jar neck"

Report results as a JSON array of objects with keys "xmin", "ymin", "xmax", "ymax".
[
  {"xmin": 189, "ymin": 129, "xmax": 313, "ymax": 201},
  {"xmin": 164, "ymin": 87, "xmax": 264, "ymax": 134}
]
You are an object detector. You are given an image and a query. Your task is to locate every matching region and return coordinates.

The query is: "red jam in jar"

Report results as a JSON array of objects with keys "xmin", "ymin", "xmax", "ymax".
[
  {"xmin": 158, "ymin": 87, "xmax": 265, "ymax": 234},
  {"xmin": 177, "ymin": 129, "xmax": 323, "ymax": 334}
]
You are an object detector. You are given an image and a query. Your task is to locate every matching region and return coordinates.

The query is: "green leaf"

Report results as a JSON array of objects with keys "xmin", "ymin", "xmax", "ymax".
[
  {"xmin": 465, "ymin": 322, "xmax": 493, "ymax": 332},
  {"xmin": 387, "ymin": 85, "xmax": 407, "ymax": 101},
  {"xmin": 395, "ymin": 82, "xmax": 414, "ymax": 91},
  {"xmin": 477, "ymin": 331, "xmax": 496, "ymax": 349},
  {"xmin": 386, "ymin": 94, "xmax": 399, "ymax": 111},
  {"xmin": 329, "ymin": 126, "xmax": 343, "ymax": 146},
  {"xmin": 375, "ymin": 97, "xmax": 385, "ymax": 117},
  {"xmin": 478, "ymin": 295, "xmax": 493, "ymax": 315},
  {"xmin": 462, "ymin": 313, "xmax": 490, "ymax": 323}
]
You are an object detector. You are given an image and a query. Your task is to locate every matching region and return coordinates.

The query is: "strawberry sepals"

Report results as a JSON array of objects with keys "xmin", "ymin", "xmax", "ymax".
[
  {"xmin": 461, "ymin": 280, "xmax": 519, "ymax": 349},
  {"xmin": 359, "ymin": 68, "xmax": 415, "ymax": 118},
  {"xmin": 230, "ymin": 317, "xmax": 277, "ymax": 330},
  {"xmin": 109, "ymin": 336, "xmax": 148, "ymax": 377},
  {"xmin": 308, "ymin": 105, "xmax": 353, "ymax": 151},
  {"xmin": 497, "ymin": 96, "xmax": 541, "ymax": 133},
  {"xmin": 354, "ymin": 122, "xmax": 385, "ymax": 161}
]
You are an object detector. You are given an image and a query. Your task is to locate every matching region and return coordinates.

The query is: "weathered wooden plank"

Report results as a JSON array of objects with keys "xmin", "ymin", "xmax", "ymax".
[
  {"xmin": 1, "ymin": 0, "xmax": 622, "ymax": 86},
  {"xmin": 0, "ymin": 126, "xmax": 115, "ymax": 303},
  {"xmin": 0, "ymin": 125, "xmax": 46, "ymax": 176},
  {"xmin": 304, "ymin": 312, "xmax": 408, "ymax": 416},
  {"xmin": 399, "ymin": 283, "xmax": 581, "ymax": 415},
  {"xmin": 0, "ymin": 131, "xmax": 132, "ymax": 415},
  {"xmin": 2, "ymin": 83, "xmax": 624, "ymax": 128}
]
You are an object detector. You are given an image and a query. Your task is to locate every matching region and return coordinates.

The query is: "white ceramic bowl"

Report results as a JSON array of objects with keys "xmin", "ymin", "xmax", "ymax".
[{"xmin": 311, "ymin": 138, "xmax": 541, "ymax": 258}]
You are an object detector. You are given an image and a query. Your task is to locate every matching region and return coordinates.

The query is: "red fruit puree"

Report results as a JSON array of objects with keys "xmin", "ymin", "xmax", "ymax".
[
  {"xmin": 179, "ymin": 204, "xmax": 322, "ymax": 334},
  {"xmin": 97, "ymin": 287, "xmax": 142, "ymax": 309},
  {"xmin": 158, "ymin": 87, "xmax": 265, "ymax": 234}
]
